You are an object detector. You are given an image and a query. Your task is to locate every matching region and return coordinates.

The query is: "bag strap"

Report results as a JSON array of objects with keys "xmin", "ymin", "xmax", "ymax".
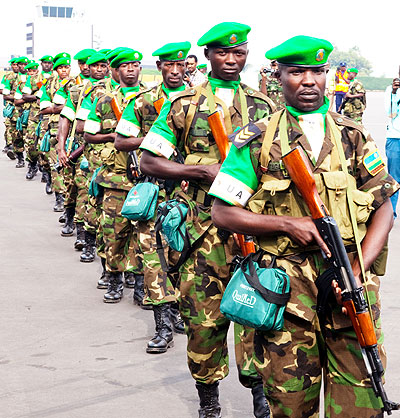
[
  {"xmin": 259, "ymin": 109, "xmax": 285, "ymax": 170},
  {"xmin": 241, "ymin": 256, "xmax": 290, "ymax": 306},
  {"xmin": 183, "ymin": 86, "xmax": 203, "ymax": 154}
]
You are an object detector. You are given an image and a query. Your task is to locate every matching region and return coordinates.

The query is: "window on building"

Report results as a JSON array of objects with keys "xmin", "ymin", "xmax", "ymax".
[
  {"xmin": 26, "ymin": 33, "xmax": 33, "ymax": 41},
  {"xmin": 58, "ymin": 7, "xmax": 65, "ymax": 17},
  {"xmin": 50, "ymin": 6, "xmax": 57, "ymax": 17},
  {"xmin": 27, "ymin": 47, "xmax": 33, "ymax": 55},
  {"xmin": 42, "ymin": 6, "xmax": 49, "ymax": 17},
  {"xmin": 66, "ymin": 7, "xmax": 73, "ymax": 18}
]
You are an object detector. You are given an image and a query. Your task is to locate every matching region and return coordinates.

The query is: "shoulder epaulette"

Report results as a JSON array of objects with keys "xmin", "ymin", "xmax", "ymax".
[
  {"xmin": 329, "ymin": 111, "xmax": 368, "ymax": 136},
  {"xmin": 229, "ymin": 123, "xmax": 262, "ymax": 149},
  {"xmin": 42, "ymin": 78, "xmax": 47, "ymax": 85},
  {"xmin": 84, "ymin": 85, "xmax": 94, "ymax": 97}
]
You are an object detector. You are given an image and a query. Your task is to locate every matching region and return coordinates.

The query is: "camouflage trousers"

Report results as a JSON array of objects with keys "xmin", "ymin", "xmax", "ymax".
[
  {"xmin": 100, "ymin": 188, "xmax": 133, "ymax": 273},
  {"xmin": 128, "ymin": 220, "xmax": 144, "ymax": 276},
  {"xmin": 24, "ymin": 117, "xmax": 40, "ymax": 163},
  {"xmin": 63, "ymin": 157, "xmax": 89, "ymax": 224},
  {"xmin": 5, "ymin": 117, "xmax": 23, "ymax": 153},
  {"xmin": 179, "ymin": 224, "xmax": 261, "ymax": 386},
  {"xmin": 253, "ymin": 255, "xmax": 386, "ymax": 418},
  {"xmin": 47, "ymin": 143, "xmax": 65, "ymax": 194},
  {"xmin": 4, "ymin": 118, "xmax": 13, "ymax": 146},
  {"xmin": 137, "ymin": 218, "xmax": 178, "ymax": 306}
]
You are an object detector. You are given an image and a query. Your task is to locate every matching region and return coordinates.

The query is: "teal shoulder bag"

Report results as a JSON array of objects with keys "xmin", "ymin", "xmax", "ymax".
[
  {"xmin": 121, "ymin": 182, "xmax": 159, "ymax": 221},
  {"xmin": 220, "ymin": 252, "xmax": 290, "ymax": 331},
  {"xmin": 40, "ymin": 131, "xmax": 51, "ymax": 152},
  {"xmin": 88, "ymin": 167, "xmax": 103, "ymax": 197}
]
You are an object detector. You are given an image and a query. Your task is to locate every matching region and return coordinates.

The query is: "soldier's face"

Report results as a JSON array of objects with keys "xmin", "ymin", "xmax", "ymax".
[
  {"xmin": 56, "ymin": 65, "xmax": 71, "ymax": 79},
  {"xmin": 78, "ymin": 61, "xmax": 90, "ymax": 77},
  {"xmin": 11, "ymin": 63, "xmax": 19, "ymax": 73},
  {"xmin": 347, "ymin": 72, "xmax": 356, "ymax": 81},
  {"xmin": 90, "ymin": 62, "xmax": 109, "ymax": 80},
  {"xmin": 28, "ymin": 68, "xmax": 38, "ymax": 76},
  {"xmin": 278, "ymin": 65, "xmax": 326, "ymax": 112},
  {"xmin": 41, "ymin": 61, "xmax": 53, "ymax": 72},
  {"xmin": 157, "ymin": 60, "xmax": 185, "ymax": 89},
  {"xmin": 18, "ymin": 63, "xmax": 28, "ymax": 74},
  {"xmin": 205, "ymin": 44, "xmax": 248, "ymax": 81},
  {"xmin": 118, "ymin": 62, "xmax": 141, "ymax": 87},
  {"xmin": 110, "ymin": 66, "xmax": 120, "ymax": 83}
]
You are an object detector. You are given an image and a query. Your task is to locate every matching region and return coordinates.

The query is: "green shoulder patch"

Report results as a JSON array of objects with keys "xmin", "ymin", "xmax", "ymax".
[
  {"xmin": 363, "ymin": 149, "xmax": 385, "ymax": 176},
  {"xmin": 230, "ymin": 123, "xmax": 262, "ymax": 149}
]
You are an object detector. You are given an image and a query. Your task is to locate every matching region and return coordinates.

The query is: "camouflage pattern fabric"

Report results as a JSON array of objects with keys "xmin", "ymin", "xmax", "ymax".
[
  {"xmin": 3, "ymin": 72, "xmax": 19, "ymax": 147},
  {"xmin": 343, "ymin": 79, "xmax": 366, "ymax": 122},
  {"xmin": 146, "ymin": 81, "xmax": 274, "ymax": 384},
  {"xmin": 100, "ymin": 188, "xmax": 132, "ymax": 273},
  {"xmin": 253, "ymin": 252, "xmax": 385, "ymax": 418},
  {"xmin": 260, "ymin": 75, "xmax": 285, "ymax": 110},
  {"xmin": 127, "ymin": 221, "xmax": 144, "ymax": 275}
]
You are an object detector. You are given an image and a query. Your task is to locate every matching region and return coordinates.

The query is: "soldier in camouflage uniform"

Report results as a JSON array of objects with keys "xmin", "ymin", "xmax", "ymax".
[
  {"xmin": 342, "ymin": 68, "xmax": 366, "ymax": 123},
  {"xmin": 76, "ymin": 48, "xmax": 122, "ymax": 270},
  {"xmin": 1, "ymin": 58, "xmax": 19, "ymax": 154},
  {"xmin": 39, "ymin": 54, "xmax": 74, "ymax": 210},
  {"xmin": 84, "ymin": 49, "xmax": 147, "ymax": 303},
  {"xmin": 6, "ymin": 56, "xmax": 30, "ymax": 167},
  {"xmin": 21, "ymin": 61, "xmax": 42, "ymax": 180},
  {"xmin": 57, "ymin": 50, "xmax": 107, "ymax": 245},
  {"xmin": 260, "ymin": 60, "xmax": 285, "ymax": 110},
  {"xmin": 115, "ymin": 42, "xmax": 192, "ymax": 354},
  {"xmin": 140, "ymin": 23, "xmax": 275, "ymax": 418},
  {"xmin": 210, "ymin": 35, "xmax": 399, "ymax": 418}
]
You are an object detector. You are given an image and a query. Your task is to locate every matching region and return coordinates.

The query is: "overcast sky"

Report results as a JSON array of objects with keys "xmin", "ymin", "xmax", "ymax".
[{"xmin": 2, "ymin": 0, "xmax": 399, "ymax": 78}]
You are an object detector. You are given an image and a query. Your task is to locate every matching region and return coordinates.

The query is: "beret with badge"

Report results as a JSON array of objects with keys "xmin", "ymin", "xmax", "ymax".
[{"xmin": 152, "ymin": 42, "xmax": 191, "ymax": 61}]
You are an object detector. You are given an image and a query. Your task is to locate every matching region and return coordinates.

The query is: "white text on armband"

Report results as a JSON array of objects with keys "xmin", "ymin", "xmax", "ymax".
[
  {"xmin": 141, "ymin": 132, "xmax": 175, "ymax": 159},
  {"xmin": 116, "ymin": 119, "xmax": 140, "ymax": 137},
  {"xmin": 209, "ymin": 172, "xmax": 254, "ymax": 207},
  {"xmin": 84, "ymin": 119, "xmax": 101, "ymax": 134}
]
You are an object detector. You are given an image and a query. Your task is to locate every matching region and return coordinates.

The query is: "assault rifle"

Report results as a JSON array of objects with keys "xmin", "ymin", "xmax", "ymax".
[
  {"xmin": 208, "ymin": 109, "xmax": 255, "ymax": 256},
  {"xmin": 282, "ymin": 145, "xmax": 399, "ymax": 415}
]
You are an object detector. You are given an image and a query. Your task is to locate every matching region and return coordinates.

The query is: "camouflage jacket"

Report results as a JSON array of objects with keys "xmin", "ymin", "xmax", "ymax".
[
  {"xmin": 260, "ymin": 75, "xmax": 285, "ymax": 110},
  {"xmin": 21, "ymin": 73, "xmax": 42, "ymax": 120},
  {"xmin": 343, "ymin": 79, "xmax": 366, "ymax": 116},
  {"xmin": 89, "ymin": 83, "xmax": 147, "ymax": 191}
]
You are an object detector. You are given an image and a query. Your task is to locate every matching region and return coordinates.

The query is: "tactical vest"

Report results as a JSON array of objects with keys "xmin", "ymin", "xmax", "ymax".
[{"xmin": 248, "ymin": 110, "xmax": 374, "ymax": 256}]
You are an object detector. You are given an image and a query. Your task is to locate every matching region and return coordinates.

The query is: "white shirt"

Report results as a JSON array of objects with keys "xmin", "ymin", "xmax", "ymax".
[
  {"xmin": 298, "ymin": 113, "xmax": 325, "ymax": 161},
  {"xmin": 384, "ymin": 85, "xmax": 400, "ymax": 139}
]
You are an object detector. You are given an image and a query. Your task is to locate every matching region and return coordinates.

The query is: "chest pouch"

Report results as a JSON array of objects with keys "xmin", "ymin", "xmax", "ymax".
[{"xmin": 220, "ymin": 252, "xmax": 290, "ymax": 331}]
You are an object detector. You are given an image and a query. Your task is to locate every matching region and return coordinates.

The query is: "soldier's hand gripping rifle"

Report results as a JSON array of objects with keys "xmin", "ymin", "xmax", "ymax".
[
  {"xmin": 282, "ymin": 145, "xmax": 399, "ymax": 415},
  {"xmin": 208, "ymin": 109, "xmax": 255, "ymax": 256}
]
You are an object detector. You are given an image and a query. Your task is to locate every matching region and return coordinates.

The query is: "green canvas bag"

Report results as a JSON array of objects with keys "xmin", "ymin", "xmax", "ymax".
[
  {"xmin": 220, "ymin": 253, "xmax": 290, "ymax": 331},
  {"xmin": 88, "ymin": 167, "xmax": 102, "ymax": 198},
  {"xmin": 40, "ymin": 131, "xmax": 51, "ymax": 152}
]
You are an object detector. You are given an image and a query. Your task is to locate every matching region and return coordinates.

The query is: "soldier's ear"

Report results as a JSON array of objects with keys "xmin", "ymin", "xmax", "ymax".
[
  {"xmin": 204, "ymin": 48, "xmax": 210, "ymax": 61},
  {"xmin": 156, "ymin": 60, "xmax": 162, "ymax": 71}
]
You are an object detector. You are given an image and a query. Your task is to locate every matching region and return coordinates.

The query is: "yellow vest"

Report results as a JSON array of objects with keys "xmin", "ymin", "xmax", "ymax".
[{"xmin": 335, "ymin": 70, "xmax": 349, "ymax": 93}]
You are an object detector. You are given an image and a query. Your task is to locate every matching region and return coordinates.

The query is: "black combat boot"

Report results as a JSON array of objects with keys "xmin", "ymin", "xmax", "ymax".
[
  {"xmin": 61, "ymin": 206, "xmax": 75, "ymax": 236},
  {"xmin": 103, "ymin": 272, "xmax": 124, "ymax": 303},
  {"xmin": 251, "ymin": 382, "xmax": 270, "ymax": 418},
  {"xmin": 97, "ymin": 257, "xmax": 111, "ymax": 289},
  {"xmin": 133, "ymin": 274, "xmax": 152, "ymax": 309},
  {"xmin": 15, "ymin": 152, "xmax": 25, "ymax": 168},
  {"xmin": 124, "ymin": 271, "xmax": 135, "ymax": 288},
  {"xmin": 170, "ymin": 303, "xmax": 185, "ymax": 334},
  {"xmin": 42, "ymin": 170, "xmax": 52, "ymax": 194},
  {"xmin": 195, "ymin": 381, "xmax": 222, "ymax": 418},
  {"xmin": 25, "ymin": 161, "xmax": 38, "ymax": 180},
  {"xmin": 41, "ymin": 170, "xmax": 47, "ymax": 183},
  {"xmin": 2, "ymin": 144, "xmax": 11, "ymax": 153},
  {"xmin": 146, "ymin": 304, "xmax": 174, "ymax": 354},
  {"xmin": 6, "ymin": 147, "xmax": 16, "ymax": 160},
  {"xmin": 53, "ymin": 192, "xmax": 64, "ymax": 212},
  {"xmin": 58, "ymin": 211, "xmax": 66, "ymax": 224},
  {"xmin": 74, "ymin": 222, "xmax": 85, "ymax": 250},
  {"xmin": 80, "ymin": 231, "xmax": 96, "ymax": 263}
]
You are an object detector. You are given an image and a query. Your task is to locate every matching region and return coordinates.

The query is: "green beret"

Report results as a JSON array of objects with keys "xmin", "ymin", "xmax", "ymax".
[
  {"xmin": 25, "ymin": 61, "xmax": 39, "ymax": 70},
  {"xmin": 105, "ymin": 47, "xmax": 133, "ymax": 62},
  {"xmin": 265, "ymin": 35, "xmax": 333, "ymax": 67},
  {"xmin": 152, "ymin": 42, "xmax": 191, "ymax": 61},
  {"xmin": 348, "ymin": 68, "xmax": 358, "ymax": 74},
  {"xmin": 73, "ymin": 48, "xmax": 96, "ymax": 62},
  {"xmin": 9, "ymin": 57, "xmax": 18, "ymax": 64},
  {"xmin": 197, "ymin": 64, "xmax": 207, "ymax": 69},
  {"xmin": 98, "ymin": 48, "xmax": 111, "ymax": 54},
  {"xmin": 15, "ymin": 56, "xmax": 30, "ymax": 64},
  {"xmin": 110, "ymin": 50, "xmax": 143, "ymax": 68},
  {"xmin": 40, "ymin": 55, "xmax": 53, "ymax": 62},
  {"xmin": 54, "ymin": 57, "xmax": 71, "ymax": 69},
  {"xmin": 197, "ymin": 22, "xmax": 251, "ymax": 48},
  {"xmin": 87, "ymin": 52, "xmax": 109, "ymax": 66},
  {"xmin": 54, "ymin": 52, "xmax": 71, "ymax": 62}
]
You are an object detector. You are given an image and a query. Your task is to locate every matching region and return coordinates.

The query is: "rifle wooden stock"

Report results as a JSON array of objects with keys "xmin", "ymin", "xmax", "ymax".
[
  {"xmin": 111, "ymin": 96, "xmax": 123, "ymax": 121},
  {"xmin": 76, "ymin": 75, "xmax": 82, "ymax": 85},
  {"xmin": 208, "ymin": 110, "xmax": 255, "ymax": 255},
  {"xmin": 282, "ymin": 145, "xmax": 399, "ymax": 414},
  {"xmin": 281, "ymin": 146, "xmax": 327, "ymax": 219},
  {"xmin": 208, "ymin": 111, "xmax": 230, "ymax": 162},
  {"xmin": 68, "ymin": 144, "xmax": 85, "ymax": 163},
  {"xmin": 153, "ymin": 97, "xmax": 165, "ymax": 115}
]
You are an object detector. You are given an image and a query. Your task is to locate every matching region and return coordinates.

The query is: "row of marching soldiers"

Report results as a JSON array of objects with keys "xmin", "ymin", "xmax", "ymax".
[{"xmin": 0, "ymin": 39, "xmax": 276, "ymax": 417}]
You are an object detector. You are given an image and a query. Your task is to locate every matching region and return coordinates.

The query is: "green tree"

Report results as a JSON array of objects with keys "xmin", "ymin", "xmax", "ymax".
[{"xmin": 329, "ymin": 46, "xmax": 373, "ymax": 76}]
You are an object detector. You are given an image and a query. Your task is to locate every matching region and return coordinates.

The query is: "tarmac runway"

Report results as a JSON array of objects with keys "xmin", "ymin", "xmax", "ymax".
[{"xmin": 0, "ymin": 91, "xmax": 399, "ymax": 417}]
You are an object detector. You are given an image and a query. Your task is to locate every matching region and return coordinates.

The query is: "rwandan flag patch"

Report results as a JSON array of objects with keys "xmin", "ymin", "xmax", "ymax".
[{"xmin": 363, "ymin": 149, "xmax": 385, "ymax": 176}]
